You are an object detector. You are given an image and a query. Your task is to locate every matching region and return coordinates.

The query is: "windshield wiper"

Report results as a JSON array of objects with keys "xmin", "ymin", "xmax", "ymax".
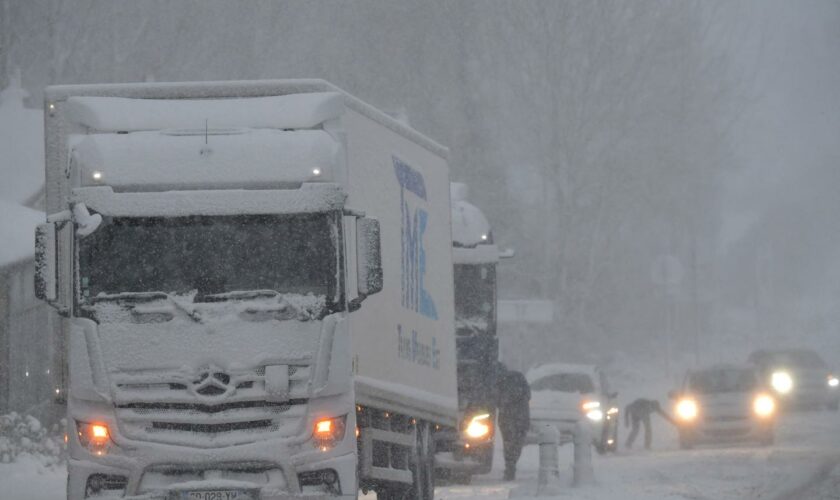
[
  {"xmin": 198, "ymin": 290, "xmax": 280, "ymax": 302},
  {"xmin": 92, "ymin": 291, "xmax": 170, "ymax": 303},
  {"xmin": 164, "ymin": 294, "xmax": 203, "ymax": 323},
  {"xmin": 91, "ymin": 291, "xmax": 202, "ymax": 323}
]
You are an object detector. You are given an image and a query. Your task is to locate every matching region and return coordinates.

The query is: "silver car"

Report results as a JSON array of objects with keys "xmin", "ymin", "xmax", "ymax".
[
  {"xmin": 670, "ymin": 364, "xmax": 776, "ymax": 449},
  {"xmin": 527, "ymin": 363, "xmax": 619, "ymax": 453}
]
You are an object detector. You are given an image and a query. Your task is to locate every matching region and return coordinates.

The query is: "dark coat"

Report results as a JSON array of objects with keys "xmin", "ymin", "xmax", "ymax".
[{"xmin": 497, "ymin": 369, "xmax": 531, "ymax": 434}]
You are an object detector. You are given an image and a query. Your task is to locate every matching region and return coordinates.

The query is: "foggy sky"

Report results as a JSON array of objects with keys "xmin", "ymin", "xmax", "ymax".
[{"xmin": 2, "ymin": 0, "xmax": 839, "ymax": 370}]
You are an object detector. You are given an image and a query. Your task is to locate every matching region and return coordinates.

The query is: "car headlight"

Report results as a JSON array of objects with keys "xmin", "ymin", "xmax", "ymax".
[
  {"xmin": 771, "ymin": 371, "xmax": 794, "ymax": 394},
  {"xmin": 585, "ymin": 409, "xmax": 604, "ymax": 421},
  {"xmin": 581, "ymin": 401, "xmax": 603, "ymax": 421},
  {"xmin": 75, "ymin": 421, "xmax": 112, "ymax": 455},
  {"xmin": 828, "ymin": 375, "xmax": 839, "ymax": 388},
  {"xmin": 464, "ymin": 413, "xmax": 492, "ymax": 440},
  {"xmin": 675, "ymin": 398, "xmax": 699, "ymax": 421},
  {"xmin": 753, "ymin": 394, "xmax": 776, "ymax": 418}
]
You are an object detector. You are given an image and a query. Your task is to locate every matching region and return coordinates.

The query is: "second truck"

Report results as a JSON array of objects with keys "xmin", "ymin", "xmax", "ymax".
[{"xmin": 434, "ymin": 183, "xmax": 508, "ymax": 484}]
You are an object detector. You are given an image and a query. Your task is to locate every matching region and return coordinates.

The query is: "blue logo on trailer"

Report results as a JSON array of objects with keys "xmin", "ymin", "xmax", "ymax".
[{"xmin": 393, "ymin": 156, "xmax": 437, "ymax": 320}]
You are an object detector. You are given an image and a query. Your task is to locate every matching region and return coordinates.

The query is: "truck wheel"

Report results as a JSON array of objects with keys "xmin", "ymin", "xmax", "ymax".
[{"xmin": 376, "ymin": 422, "xmax": 435, "ymax": 500}]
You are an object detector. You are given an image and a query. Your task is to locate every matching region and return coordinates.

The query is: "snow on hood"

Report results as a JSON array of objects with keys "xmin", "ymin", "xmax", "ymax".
[
  {"xmin": 0, "ymin": 199, "xmax": 44, "ymax": 267},
  {"xmin": 526, "ymin": 362, "xmax": 598, "ymax": 384},
  {"xmin": 530, "ymin": 389, "xmax": 591, "ymax": 414},
  {"xmin": 65, "ymin": 92, "xmax": 344, "ymax": 132}
]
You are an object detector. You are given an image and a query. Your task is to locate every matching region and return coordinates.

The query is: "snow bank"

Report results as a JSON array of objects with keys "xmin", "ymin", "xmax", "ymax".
[
  {"xmin": 0, "ymin": 413, "xmax": 64, "ymax": 465},
  {"xmin": 0, "ymin": 455, "xmax": 65, "ymax": 500}
]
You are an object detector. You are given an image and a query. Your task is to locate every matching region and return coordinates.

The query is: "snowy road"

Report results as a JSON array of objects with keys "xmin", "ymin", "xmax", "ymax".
[
  {"xmin": 2, "ymin": 410, "xmax": 838, "ymax": 499},
  {"xmin": 435, "ymin": 410, "xmax": 840, "ymax": 500}
]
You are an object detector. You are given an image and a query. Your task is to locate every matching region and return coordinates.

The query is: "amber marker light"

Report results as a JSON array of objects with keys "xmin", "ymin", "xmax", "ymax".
[
  {"xmin": 313, "ymin": 416, "xmax": 347, "ymax": 450},
  {"xmin": 76, "ymin": 421, "xmax": 112, "ymax": 455}
]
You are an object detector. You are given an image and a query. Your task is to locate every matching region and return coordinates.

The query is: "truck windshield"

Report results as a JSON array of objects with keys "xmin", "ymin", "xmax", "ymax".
[
  {"xmin": 78, "ymin": 213, "xmax": 339, "ymax": 307},
  {"xmin": 454, "ymin": 264, "xmax": 496, "ymax": 335}
]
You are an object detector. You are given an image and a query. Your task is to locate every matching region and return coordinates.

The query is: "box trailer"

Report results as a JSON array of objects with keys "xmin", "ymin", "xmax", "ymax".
[{"xmin": 35, "ymin": 80, "xmax": 457, "ymax": 500}]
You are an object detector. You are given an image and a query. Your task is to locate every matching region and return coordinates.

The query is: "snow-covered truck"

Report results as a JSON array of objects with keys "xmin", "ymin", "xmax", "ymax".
[
  {"xmin": 34, "ymin": 80, "xmax": 457, "ymax": 500},
  {"xmin": 434, "ymin": 183, "xmax": 508, "ymax": 483}
]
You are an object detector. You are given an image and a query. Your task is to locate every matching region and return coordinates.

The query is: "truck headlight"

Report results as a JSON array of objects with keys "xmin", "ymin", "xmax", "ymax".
[
  {"xmin": 464, "ymin": 413, "xmax": 492, "ymax": 440},
  {"xmin": 76, "ymin": 421, "xmax": 112, "ymax": 455},
  {"xmin": 753, "ymin": 394, "xmax": 776, "ymax": 418},
  {"xmin": 676, "ymin": 398, "xmax": 699, "ymax": 421},
  {"xmin": 771, "ymin": 371, "xmax": 794, "ymax": 394},
  {"xmin": 313, "ymin": 415, "xmax": 347, "ymax": 450},
  {"xmin": 828, "ymin": 375, "xmax": 839, "ymax": 388}
]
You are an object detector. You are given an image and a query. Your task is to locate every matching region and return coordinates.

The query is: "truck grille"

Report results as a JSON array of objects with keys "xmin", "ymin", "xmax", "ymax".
[{"xmin": 112, "ymin": 365, "xmax": 311, "ymax": 447}]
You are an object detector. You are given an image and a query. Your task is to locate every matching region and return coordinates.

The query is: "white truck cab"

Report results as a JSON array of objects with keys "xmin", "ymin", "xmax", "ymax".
[{"xmin": 35, "ymin": 80, "xmax": 457, "ymax": 500}]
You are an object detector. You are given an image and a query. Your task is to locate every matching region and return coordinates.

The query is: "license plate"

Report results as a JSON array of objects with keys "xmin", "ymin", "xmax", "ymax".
[{"xmin": 182, "ymin": 490, "xmax": 250, "ymax": 500}]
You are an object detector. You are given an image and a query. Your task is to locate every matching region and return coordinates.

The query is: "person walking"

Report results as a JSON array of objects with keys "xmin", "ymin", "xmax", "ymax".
[
  {"xmin": 497, "ymin": 364, "xmax": 531, "ymax": 481},
  {"xmin": 624, "ymin": 398, "xmax": 675, "ymax": 450}
]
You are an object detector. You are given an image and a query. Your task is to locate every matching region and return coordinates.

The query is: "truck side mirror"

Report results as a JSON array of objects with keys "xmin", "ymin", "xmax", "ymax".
[
  {"xmin": 356, "ymin": 217, "xmax": 383, "ymax": 298},
  {"xmin": 35, "ymin": 219, "xmax": 72, "ymax": 315},
  {"xmin": 34, "ymin": 223, "xmax": 58, "ymax": 303}
]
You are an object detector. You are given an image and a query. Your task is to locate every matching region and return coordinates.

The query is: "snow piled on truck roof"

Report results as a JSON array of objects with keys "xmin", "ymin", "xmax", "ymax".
[
  {"xmin": 65, "ymin": 92, "xmax": 344, "ymax": 132},
  {"xmin": 451, "ymin": 182, "xmax": 492, "ymax": 248}
]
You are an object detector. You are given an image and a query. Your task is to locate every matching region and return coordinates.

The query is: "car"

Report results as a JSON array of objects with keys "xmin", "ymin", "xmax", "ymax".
[
  {"xmin": 747, "ymin": 349, "xmax": 839, "ymax": 411},
  {"xmin": 526, "ymin": 363, "xmax": 619, "ymax": 454},
  {"xmin": 670, "ymin": 364, "xmax": 776, "ymax": 449}
]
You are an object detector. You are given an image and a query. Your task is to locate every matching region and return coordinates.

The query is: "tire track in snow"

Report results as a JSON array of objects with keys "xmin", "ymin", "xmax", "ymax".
[{"xmin": 770, "ymin": 455, "xmax": 840, "ymax": 500}]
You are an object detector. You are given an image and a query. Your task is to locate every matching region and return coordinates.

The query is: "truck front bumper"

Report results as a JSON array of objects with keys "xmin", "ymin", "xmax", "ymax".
[{"xmin": 68, "ymin": 442, "xmax": 357, "ymax": 500}]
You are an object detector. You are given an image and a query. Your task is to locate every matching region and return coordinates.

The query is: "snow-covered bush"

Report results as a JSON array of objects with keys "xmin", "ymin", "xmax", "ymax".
[{"xmin": 0, "ymin": 412, "xmax": 65, "ymax": 465}]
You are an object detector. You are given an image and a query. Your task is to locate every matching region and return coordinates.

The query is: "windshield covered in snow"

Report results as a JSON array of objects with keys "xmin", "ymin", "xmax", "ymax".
[
  {"xmin": 78, "ymin": 213, "xmax": 339, "ymax": 306},
  {"xmin": 454, "ymin": 263, "xmax": 496, "ymax": 335},
  {"xmin": 689, "ymin": 368, "xmax": 758, "ymax": 394},
  {"xmin": 530, "ymin": 372, "xmax": 595, "ymax": 393}
]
